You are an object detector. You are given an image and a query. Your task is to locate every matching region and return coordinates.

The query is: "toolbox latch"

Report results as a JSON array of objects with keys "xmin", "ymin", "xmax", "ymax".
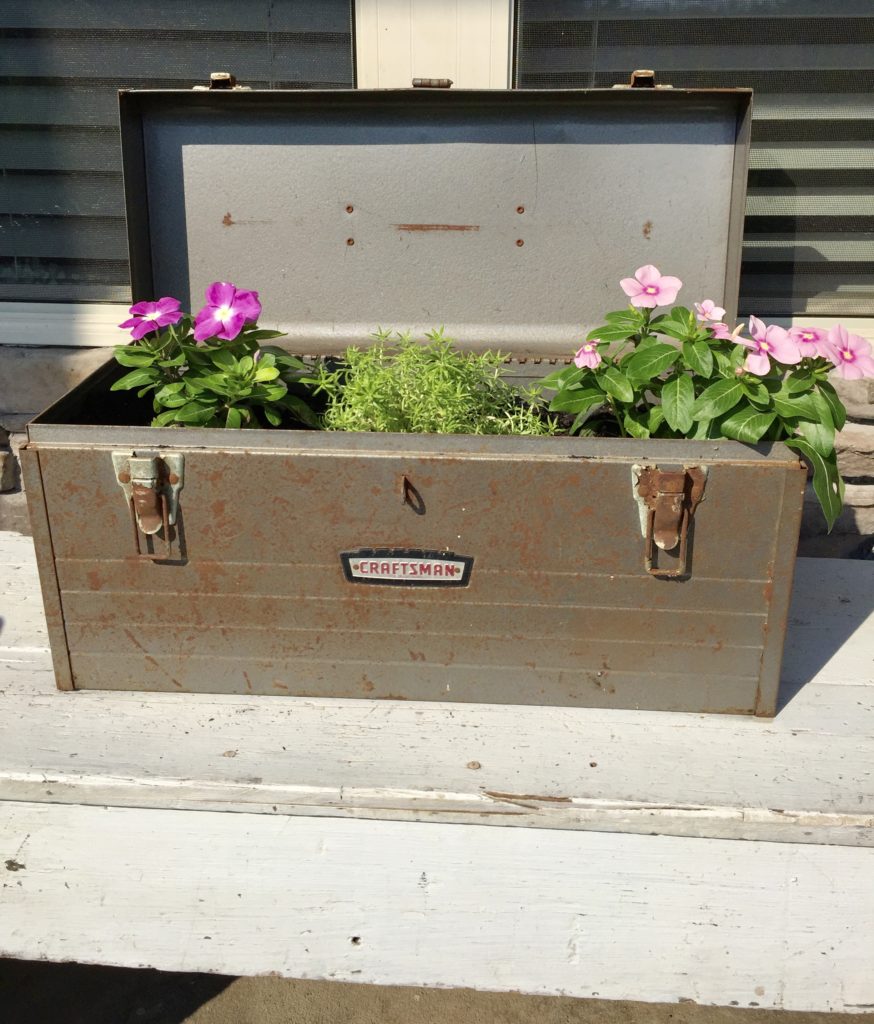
[
  {"xmin": 613, "ymin": 69, "xmax": 673, "ymax": 90},
  {"xmin": 633, "ymin": 466, "xmax": 707, "ymax": 578},
  {"xmin": 112, "ymin": 452, "xmax": 184, "ymax": 561},
  {"xmin": 192, "ymin": 72, "xmax": 251, "ymax": 92}
]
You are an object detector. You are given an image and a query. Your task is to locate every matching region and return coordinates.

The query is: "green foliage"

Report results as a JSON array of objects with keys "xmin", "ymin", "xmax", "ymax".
[
  {"xmin": 112, "ymin": 320, "xmax": 317, "ymax": 430},
  {"xmin": 541, "ymin": 304, "xmax": 850, "ymax": 530},
  {"xmin": 307, "ymin": 329, "xmax": 556, "ymax": 436}
]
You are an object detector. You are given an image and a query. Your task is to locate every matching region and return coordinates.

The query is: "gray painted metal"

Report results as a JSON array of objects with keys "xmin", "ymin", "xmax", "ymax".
[
  {"xmin": 119, "ymin": 88, "xmax": 752, "ymax": 356},
  {"xmin": 23, "ymin": 84, "xmax": 808, "ymax": 716},
  {"xmin": 23, "ymin": 429, "xmax": 806, "ymax": 715}
]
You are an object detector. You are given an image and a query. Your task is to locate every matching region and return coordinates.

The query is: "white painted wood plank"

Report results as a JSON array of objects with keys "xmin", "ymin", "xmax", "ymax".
[
  {"xmin": 1, "ymin": 802, "xmax": 872, "ymax": 1012},
  {"xmin": 0, "ymin": 301, "xmax": 127, "ymax": 346},
  {"xmin": 2, "ymin": 530, "xmax": 872, "ymax": 844}
]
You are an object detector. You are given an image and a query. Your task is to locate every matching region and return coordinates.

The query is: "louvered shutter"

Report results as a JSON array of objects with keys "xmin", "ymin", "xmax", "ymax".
[
  {"xmin": 514, "ymin": 0, "xmax": 874, "ymax": 317},
  {"xmin": 0, "ymin": 0, "xmax": 356, "ymax": 303}
]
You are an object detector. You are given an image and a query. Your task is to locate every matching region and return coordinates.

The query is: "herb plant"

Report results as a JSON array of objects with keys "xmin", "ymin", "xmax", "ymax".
[
  {"xmin": 112, "ymin": 283, "xmax": 317, "ymax": 429},
  {"xmin": 542, "ymin": 265, "xmax": 873, "ymax": 530},
  {"xmin": 307, "ymin": 328, "xmax": 555, "ymax": 436}
]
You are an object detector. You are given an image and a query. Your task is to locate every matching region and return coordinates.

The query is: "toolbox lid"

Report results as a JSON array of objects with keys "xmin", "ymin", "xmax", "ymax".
[{"xmin": 120, "ymin": 84, "xmax": 751, "ymax": 357}]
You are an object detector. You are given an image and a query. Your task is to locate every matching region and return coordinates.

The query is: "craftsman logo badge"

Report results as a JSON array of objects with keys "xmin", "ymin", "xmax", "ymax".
[{"xmin": 341, "ymin": 549, "xmax": 473, "ymax": 588}]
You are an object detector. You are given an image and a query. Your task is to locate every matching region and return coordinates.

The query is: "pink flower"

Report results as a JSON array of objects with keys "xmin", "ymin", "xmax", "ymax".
[
  {"xmin": 694, "ymin": 299, "xmax": 726, "ymax": 323},
  {"xmin": 710, "ymin": 322, "xmax": 743, "ymax": 341},
  {"xmin": 193, "ymin": 282, "xmax": 261, "ymax": 342},
  {"xmin": 787, "ymin": 326, "xmax": 828, "ymax": 359},
  {"xmin": 823, "ymin": 325, "xmax": 874, "ymax": 380},
  {"xmin": 119, "ymin": 297, "xmax": 182, "ymax": 341},
  {"xmin": 619, "ymin": 265, "xmax": 682, "ymax": 309},
  {"xmin": 738, "ymin": 316, "xmax": 802, "ymax": 375},
  {"xmin": 573, "ymin": 341, "xmax": 602, "ymax": 370}
]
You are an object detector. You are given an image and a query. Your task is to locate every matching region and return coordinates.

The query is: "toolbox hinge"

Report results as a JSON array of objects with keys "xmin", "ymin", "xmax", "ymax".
[
  {"xmin": 613, "ymin": 69, "xmax": 673, "ymax": 90},
  {"xmin": 113, "ymin": 452, "xmax": 184, "ymax": 561},
  {"xmin": 192, "ymin": 72, "xmax": 251, "ymax": 91},
  {"xmin": 633, "ymin": 465, "xmax": 707, "ymax": 578}
]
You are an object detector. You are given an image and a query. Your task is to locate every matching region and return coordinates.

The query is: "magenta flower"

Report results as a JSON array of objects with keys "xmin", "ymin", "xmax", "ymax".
[
  {"xmin": 738, "ymin": 316, "xmax": 802, "ymax": 375},
  {"xmin": 694, "ymin": 299, "xmax": 726, "ymax": 323},
  {"xmin": 619, "ymin": 265, "xmax": 682, "ymax": 308},
  {"xmin": 823, "ymin": 325, "xmax": 874, "ymax": 380},
  {"xmin": 193, "ymin": 282, "xmax": 261, "ymax": 342},
  {"xmin": 573, "ymin": 341, "xmax": 602, "ymax": 370},
  {"xmin": 119, "ymin": 297, "xmax": 182, "ymax": 341},
  {"xmin": 788, "ymin": 326, "xmax": 828, "ymax": 359}
]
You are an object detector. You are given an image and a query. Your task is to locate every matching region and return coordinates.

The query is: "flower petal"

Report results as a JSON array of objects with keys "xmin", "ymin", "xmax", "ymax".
[
  {"xmin": 155, "ymin": 296, "xmax": 182, "ymax": 314},
  {"xmin": 205, "ymin": 281, "xmax": 236, "ymax": 308},
  {"xmin": 744, "ymin": 351, "xmax": 771, "ymax": 376},
  {"xmin": 193, "ymin": 308, "xmax": 225, "ymax": 341},
  {"xmin": 128, "ymin": 300, "xmax": 153, "ymax": 316},
  {"xmin": 619, "ymin": 277, "xmax": 643, "ymax": 297},
  {"xmin": 748, "ymin": 315, "xmax": 766, "ymax": 341},
  {"xmin": 215, "ymin": 311, "xmax": 246, "ymax": 341},
  {"xmin": 231, "ymin": 289, "xmax": 261, "ymax": 323},
  {"xmin": 130, "ymin": 319, "xmax": 157, "ymax": 340},
  {"xmin": 766, "ymin": 326, "xmax": 802, "ymax": 365},
  {"xmin": 629, "ymin": 292, "xmax": 659, "ymax": 308},
  {"xmin": 654, "ymin": 280, "xmax": 681, "ymax": 306},
  {"xmin": 635, "ymin": 264, "xmax": 660, "ymax": 286}
]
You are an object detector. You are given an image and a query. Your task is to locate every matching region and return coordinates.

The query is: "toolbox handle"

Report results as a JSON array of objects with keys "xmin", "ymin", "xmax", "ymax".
[{"xmin": 412, "ymin": 78, "xmax": 453, "ymax": 89}]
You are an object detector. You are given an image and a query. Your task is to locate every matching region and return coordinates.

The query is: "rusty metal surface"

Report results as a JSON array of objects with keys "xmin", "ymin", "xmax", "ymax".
[
  {"xmin": 116, "ymin": 87, "xmax": 752, "ymax": 356},
  {"xmin": 27, "ymin": 435, "xmax": 806, "ymax": 714}
]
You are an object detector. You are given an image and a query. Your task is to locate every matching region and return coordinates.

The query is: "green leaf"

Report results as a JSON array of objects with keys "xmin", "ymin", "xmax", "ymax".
[
  {"xmin": 795, "ymin": 417, "xmax": 835, "ymax": 457},
  {"xmin": 719, "ymin": 405, "xmax": 777, "ymax": 443},
  {"xmin": 783, "ymin": 371, "xmax": 816, "ymax": 394},
  {"xmin": 225, "ymin": 407, "xmax": 243, "ymax": 429},
  {"xmin": 280, "ymin": 394, "xmax": 321, "ymax": 428},
  {"xmin": 681, "ymin": 339, "xmax": 714, "ymax": 377},
  {"xmin": 816, "ymin": 380, "xmax": 847, "ymax": 432},
  {"xmin": 623, "ymin": 410, "xmax": 650, "ymax": 438},
  {"xmin": 586, "ymin": 325, "xmax": 637, "ymax": 343},
  {"xmin": 263, "ymin": 406, "xmax": 283, "ymax": 427},
  {"xmin": 151, "ymin": 408, "xmax": 181, "ymax": 427},
  {"xmin": 604, "ymin": 309, "xmax": 645, "ymax": 329},
  {"xmin": 539, "ymin": 366, "xmax": 585, "ymax": 391},
  {"xmin": 253, "ymin": 365, "xmax": 281, "ymax": 382},
  {"xmin": 174, "ymin": 401, "xmax": 218, "ymax": 425},
  {"xmin": 240, "ymin": 329, "xmax": 287, "ymax": 341},
  {"xmin": 693, "ymin": 377, "xmax": 745, "ymax": 420},
  {"xmin": 114, "ymin": 346, "xmax": 156, "ymax": 367},
  {"xmin": 600, "ymin": 366, "xmax": 634, "ymax": 404},
  {"xmin": 623, "ymin": 343, "xmax": 680, "ymax": 383},
  {"xmin": 771, "ymin": 390, "xmax": 820, "ymax": 421},
  {"xmin": 110, "ymin": 367, "xmax": 160, "ymax": 391},
  {"xmin": 785, "ymin": 438, "xmax": 844, "ymax": 532},
  {"xmin": 548, "ymin": 387, "xmax": 605, "ymax": 414},
  {"xmin": 741, "ymin": 378, "xmax": 771, "ymax": 408},
  {"xmin": 210, "ymin": 348, "xmax": 237, "ymax": 369},
  {"xmin": 661, "ymin": 374, "xmax": 695, "ymax": 433},
  {"xmin": 647, "ymin": 405, "xmax": 666, "ymax": 434}
]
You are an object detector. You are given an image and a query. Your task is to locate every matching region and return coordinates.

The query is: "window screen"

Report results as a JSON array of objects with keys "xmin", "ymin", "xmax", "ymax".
[
  {"xmin": 514, "ymin": 0, "xmax": 874, "ymax": 317},
  {"xmin": 0, "ymin": 0, "xmax": 356, "ymax": 303}
]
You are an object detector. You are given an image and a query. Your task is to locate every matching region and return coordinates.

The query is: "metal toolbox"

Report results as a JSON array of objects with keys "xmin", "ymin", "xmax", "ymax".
[{"xmin": 22, "ymin": 84, "xmax": 806, "ymax": 715}]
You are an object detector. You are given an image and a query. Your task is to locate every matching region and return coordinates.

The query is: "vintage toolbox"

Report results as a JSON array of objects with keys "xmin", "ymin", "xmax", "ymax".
[{"xmin": 22, "ymin": 82, "xmax": 807, "ymax": 715}]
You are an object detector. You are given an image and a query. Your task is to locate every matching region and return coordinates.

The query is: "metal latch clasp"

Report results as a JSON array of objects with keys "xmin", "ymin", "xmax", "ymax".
[
  {"xmin": 633, "ymin": 465, "xmax": 707, "ymax": 578},
  {"xmin": 113, "ymin": 452, "xmax": 184, "ymax": 561}
]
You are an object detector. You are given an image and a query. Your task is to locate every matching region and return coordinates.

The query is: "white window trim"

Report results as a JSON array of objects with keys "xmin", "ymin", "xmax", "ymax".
[{"xmin": 0, "ymin": 302, "xmax": 129, "ymax": 347}]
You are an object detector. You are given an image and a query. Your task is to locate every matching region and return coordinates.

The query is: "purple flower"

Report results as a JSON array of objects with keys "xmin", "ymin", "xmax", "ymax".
[
  {"xmin": 824, "ymin": 325, "xmax": 874, "ymax": 380},
  {"xmin": 738, "ymin": 316, "xmax": 802, "ymax": 375},
  {"xmin": 119, "ymin": 297, "xmax": 182, "ymax": 341},
  {"xmin": 619, "ymin": 265, "xmax": 682, "ymax": 309},
  {"xmin": 694, "ymin": 299, "xmax": 726, "ymax": 323},
  {"xmin": 573, "ymin": 341, "xmax": 602, "ymax": 370},
  {"xmin": 787, "ymin": 326, "xmax": 828, "ymax": 359},
  {"xmin": 193, "ymin": 282, "xmax": 261, "ymax": 342}
]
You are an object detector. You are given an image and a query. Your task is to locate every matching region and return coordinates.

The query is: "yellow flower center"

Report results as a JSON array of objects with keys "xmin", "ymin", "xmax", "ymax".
[
  {"xmin": 217, "ymin": 305, "xmax": 233, "ymax": 322},
  {"xmin": 760, "ymin": 341, "xmax": 770, "ymax": 351},
  {"xmin": 644, "ymin": 286, "xmax": 658, "ymax": 294},
  {"xmin": 843, "ymin": 349, "xmax": 854, "ymax": 360},
  {"xmin": 143, "ymin": 310, "xmax": 160, "ymax": 320}
]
